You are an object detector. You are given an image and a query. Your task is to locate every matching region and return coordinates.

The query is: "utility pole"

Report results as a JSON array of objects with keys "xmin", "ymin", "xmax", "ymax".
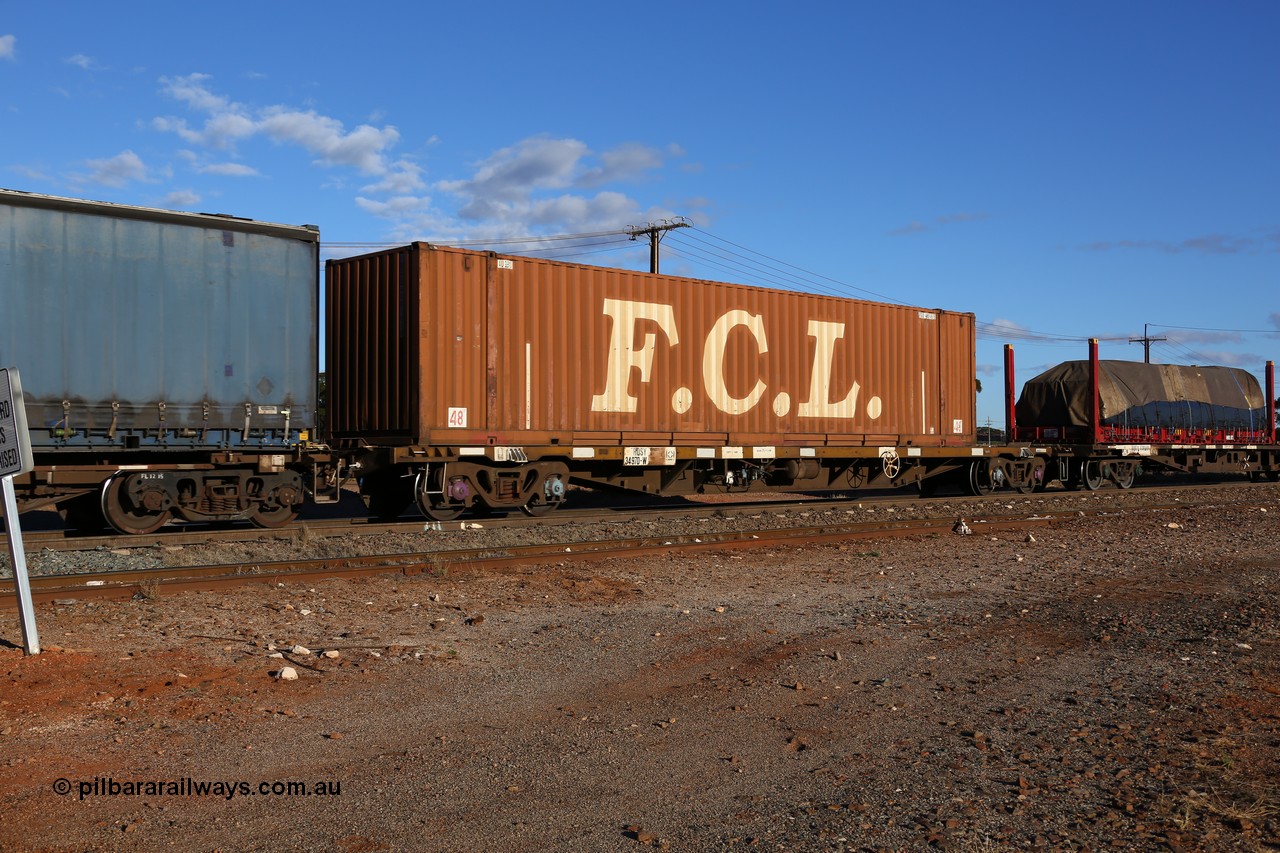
[
  {"xmin": 1129, "ymin": 323, "xmax": 1166, "ymax": 363},
  {"xmin": 627, "ymin": 218, "xmax": 689, "ymax": 274}
]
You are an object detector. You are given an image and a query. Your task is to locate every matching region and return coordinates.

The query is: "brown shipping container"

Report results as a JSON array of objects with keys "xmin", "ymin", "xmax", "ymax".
[{"xmin": 326, "ymin": 244, "xmax": 976, "ymax": 449}]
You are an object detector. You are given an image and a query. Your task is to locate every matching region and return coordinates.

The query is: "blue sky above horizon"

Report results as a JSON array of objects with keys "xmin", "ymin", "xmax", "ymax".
[{"xmin": 3, "ymin": 2, "xmax": 1278, "ymax": 426}]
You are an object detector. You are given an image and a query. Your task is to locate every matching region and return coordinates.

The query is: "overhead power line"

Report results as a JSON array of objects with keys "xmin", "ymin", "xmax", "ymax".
[
  {"xmin": 1150, "ymin": 322, "xmax": 1280, "ymax": 334},
  {"xmin": 682, "ymin": 228, "xmax": 904, "ymax": 304},
  {"xmin": 325, "ymin": 223, "xmax": 1263, "ymax": 357},
  {"xmin": 324, "ymin": 227, "xmax": 634, "ymax": 250},
  {"xmin": 626, "ymin": 218, "xmax": 690, "ymax": 274},
  {"xmin": 1129, "ymin": 323, "xmax": 1167, "ymax": 363}
]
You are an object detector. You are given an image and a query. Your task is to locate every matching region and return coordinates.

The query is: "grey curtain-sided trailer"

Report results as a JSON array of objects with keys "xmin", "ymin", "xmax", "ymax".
[
  {"xmin": 0, "ymin": 189, "xmax": 318, "ymax": 447},
  {"xmin": 0, "ymin": 189, "xmax": 321, "ymax": 532}
]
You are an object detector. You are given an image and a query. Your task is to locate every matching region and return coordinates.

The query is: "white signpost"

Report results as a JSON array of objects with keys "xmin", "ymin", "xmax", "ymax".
[{"xmin": 0, "ymin": 368, "xmax": 38, "ymax": 655}]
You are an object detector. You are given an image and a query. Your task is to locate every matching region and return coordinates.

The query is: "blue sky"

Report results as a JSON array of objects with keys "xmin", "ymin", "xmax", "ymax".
[{"xmin": 3, "ymin": 2, "xmax": 1278, "ymax": 426}]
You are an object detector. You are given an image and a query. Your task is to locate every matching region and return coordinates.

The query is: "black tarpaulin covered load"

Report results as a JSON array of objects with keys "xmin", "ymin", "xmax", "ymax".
[{"xmin": 1016, "ymin": 360, "xmax": 1267, "ymax": 431}]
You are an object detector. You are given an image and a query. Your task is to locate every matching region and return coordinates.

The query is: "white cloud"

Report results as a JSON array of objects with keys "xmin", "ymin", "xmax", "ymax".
[
  {"xmin": 978, "ymin": 317, "xmax": 1053, "ymax": 343},
  {"xmin": 258, "ymin": 108, "xmax": 399, "ymax": 174},
  {"xmin": 66, "ymin": 54, "xmax": 95, "ymax": 70},
  {"xmin": 440, "ymin": 137, "xmax": 587, "ymax": 203},
  {"xmin": 1180, "ymin": 349, "xmax": 1258, "ymax": 368},
  {"xmin": 149, "ymin": 76, "xmax": 691, "ymax": 250},
  {"xmin": 83, "ymin": 150, "xmax": 148, "ymax": 187},
  {"xmin": 434, "ymin": 136, "xmax": 676, "ymax": 240},
  {"xmin": 13, "ymin": 165, "xmax": 50, "ymax": 181},
  {"xmin": 0, "ymin": 35, "xmax": 15, "ymax": 60},
  {"xmin": 360, "ymin": 160, "xmax": 425, "ymax": 195},
  {"xmin": 200, "ymin": 162, "xmax": 260, "ymax": 177},
  {"xmin": 355, "ymin": 195, "xmax": 433, "ymax": 219},
  {"xmin": 161, "ymin": 73, "xmax": 236, "ymax": 115},
  {"xmin": 528, "ymin": 191, "xmax": 641, "ymax": 228},
  {"xmin": 354, "ymin": 196, "xmax": 462, "ymax": 246},
  {"xmin": 152, "ymin": 110, "xmax": 256, "ymax": 149},
  {"xmin": 1164, "ymin": 329, "xmax": 1242, "ymax": 346},
  {"xmin": 163, "ymin": 190, "xmax": 201, "ymax": 207},
  {"xmin": 155, "ymin": 74, "xmax": 401, "ymax": 175},
  {"xmin": 576, "ymin": 142, "xmax": 665, "ymax": 188}
]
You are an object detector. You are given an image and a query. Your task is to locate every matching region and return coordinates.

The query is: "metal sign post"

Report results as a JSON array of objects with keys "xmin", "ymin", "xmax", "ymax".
[{"xmin": 0, "ymin": 368, "xmax": 38, "ymax": 654}]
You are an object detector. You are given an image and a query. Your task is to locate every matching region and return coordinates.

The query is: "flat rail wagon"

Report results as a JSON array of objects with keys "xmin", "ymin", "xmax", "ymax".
[
  {"xmin": 1004, "ymin": 340, "xmax": 1278, "ymax": 489},
  {"xmin": 327, "ymin": 243, "xmax": 987, "ymax": 518}
]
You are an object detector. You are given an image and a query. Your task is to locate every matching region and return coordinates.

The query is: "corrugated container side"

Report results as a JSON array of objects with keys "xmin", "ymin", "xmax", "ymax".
[
  {"xmin": 326, "ymin": 247, "xmax": 415, "ymax": 438},
  {"xmin": 939, "ymin": 311, "xmax": 976, "ymax": 437},
  {"xmin": 327, "ymin": 244, "xmax": 976, "ymax": 447},
  {"xmin": 487, "ymin": 248, "xmax": 976, "ymax": 444},
  {"xmin": 1, "ymin": 190, "xmax": 318, "ymax": 449}
]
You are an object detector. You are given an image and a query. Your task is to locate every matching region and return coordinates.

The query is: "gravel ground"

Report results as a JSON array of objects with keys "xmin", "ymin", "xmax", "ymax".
[
  {"xmin": 0, "ymin": 482, "xmax": 1278, "ymax": 851},
  {"xmin": 16, "ymin": 480, "xmax": 1279, "ymax": 576}
]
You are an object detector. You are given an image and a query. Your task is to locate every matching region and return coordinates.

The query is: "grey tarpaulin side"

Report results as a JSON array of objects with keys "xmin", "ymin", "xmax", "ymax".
[{"xmin": 1015, "ymin": 360, "xmax": 1267, "ymax": 431}]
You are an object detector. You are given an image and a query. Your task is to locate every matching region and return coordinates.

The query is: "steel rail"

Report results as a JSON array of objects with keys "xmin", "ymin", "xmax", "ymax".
[
  {"xmin": 0, "ymin": 511, "xmax": 1084, "ymax": 609},
  {"xmin": 8, "ymin": 497, "xmax": 823, "ymax": 552},
  {"xmin": 9, "ymin": 478, "xmax": 1273, "ymax": 554}
]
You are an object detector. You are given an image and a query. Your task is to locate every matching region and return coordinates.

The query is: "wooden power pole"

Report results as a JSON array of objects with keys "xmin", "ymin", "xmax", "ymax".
[
  {"xmin": 1129, "ymin": 323, "xmax": 1167, "ymax": 363},
  {"xmin": 627, "ymin": 218, "xmax": 689, "ymax": 274}
]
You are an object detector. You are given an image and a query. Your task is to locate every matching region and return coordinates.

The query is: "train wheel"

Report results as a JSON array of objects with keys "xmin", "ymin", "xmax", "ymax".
[
  {"xmin": 101, "ymin": 474, "xmax": 172, "ymax": 535},
  {"xmin": 420, "ymin": 501, "xmax": 464, "ymax": 522},
  {"xmin": 1013, "ymin": 463, "xmax": 1044, "ymax": 494},
  {"xmin": 59, "ymin": 492, "xmax": 108, "ymax": 533},
  {"xmin": 1081, "ymin": 461, "xmax": 1105, "ymax": 491},
  {"xmin": 1113, "ymin": 464, "xmax": 1136, "ymax": 490},
  {"xmin": 520, "ymin": 492, "xmax": 557, "ymax": 517},
  {"xmin": 415, "ymin": 469, "xmax": 464, "ymax": 521},
  {"xmin": 251, "ymin": 483, "xmax": 301, "ymax": 528},
  {"xmin": 1268, "ymin": 471, "xmax": 1279, "ymax": 482},
  {"xmin": 250, "ymin": 504, "xmax": 299, "ymax": 528},
  {"xmin": 967, "ymin": 461, "xmax": 995, "ymax": 496},
  {"xmin": 521, "ymin": 472, "xmax": 565, "ymax": 517}
]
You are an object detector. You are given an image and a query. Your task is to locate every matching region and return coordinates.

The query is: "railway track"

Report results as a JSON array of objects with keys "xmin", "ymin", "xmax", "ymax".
[
  {"xmin": 5, "ymin": 477, "xmax": 1270, "ymax": 554},
  {"xmin": 6, "ymin": 494, "xmax": 833, "ymax": 553},
  {"xmin": 0, "ymin": 501, "xmax": 1231, "ymax": 609}
]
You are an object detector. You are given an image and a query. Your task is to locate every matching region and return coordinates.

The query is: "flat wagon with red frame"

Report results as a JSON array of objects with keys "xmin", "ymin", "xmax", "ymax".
[{"xmin": 1004, "ymin": 340, "xmax": 1278, "ymax": 490}]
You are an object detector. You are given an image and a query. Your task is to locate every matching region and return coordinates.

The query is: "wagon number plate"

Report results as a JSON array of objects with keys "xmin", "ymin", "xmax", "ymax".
[{"xmin": 623, "ymin": 447, "xmax": 650, "ymax": 466}]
